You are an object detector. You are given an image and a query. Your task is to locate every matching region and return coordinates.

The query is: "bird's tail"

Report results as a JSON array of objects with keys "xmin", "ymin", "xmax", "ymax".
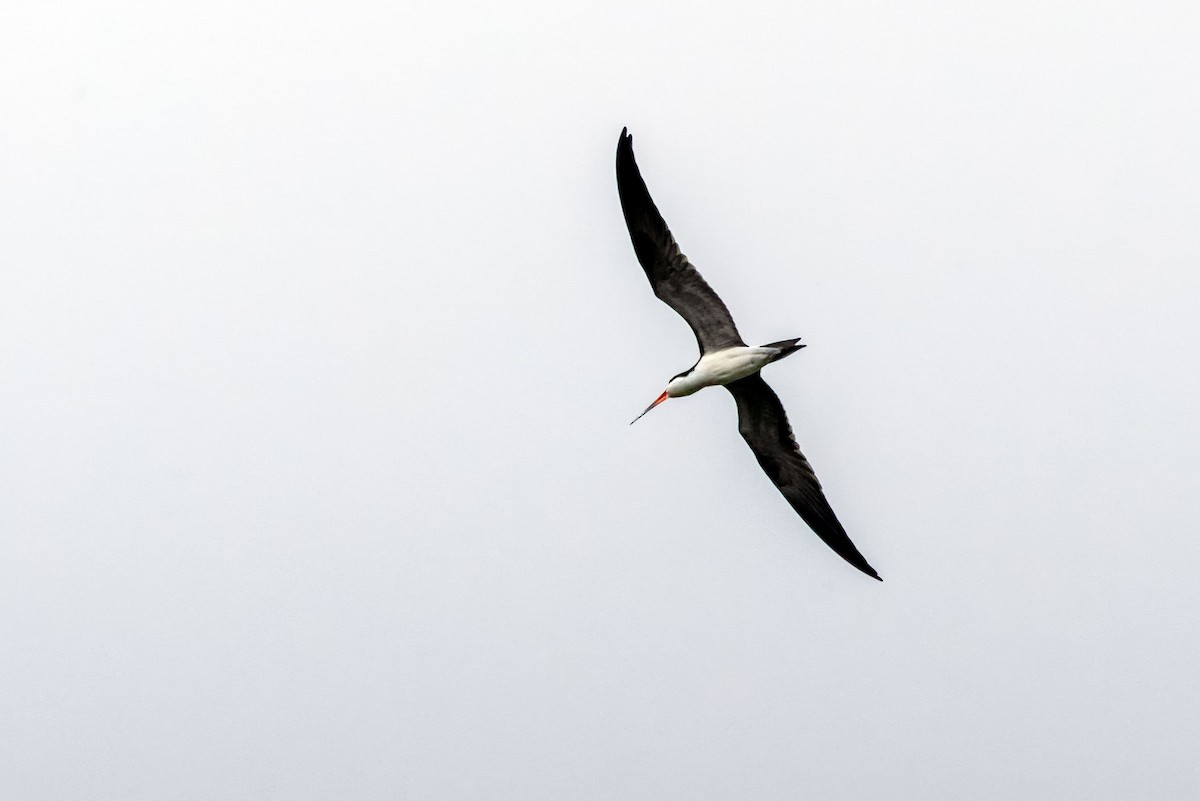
[{"xmin": 762, "ymin": 338, "xmax": 806, "ymax": 363}]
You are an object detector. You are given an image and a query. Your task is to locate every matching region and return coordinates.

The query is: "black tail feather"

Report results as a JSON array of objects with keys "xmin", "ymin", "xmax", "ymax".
[{"xmin": 762, "ymin": 338, "xmax": 805, "ymax": 363}]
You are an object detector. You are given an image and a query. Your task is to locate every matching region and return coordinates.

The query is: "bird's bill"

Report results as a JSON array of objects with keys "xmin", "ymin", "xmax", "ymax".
[{"xmin": 630, "ymin": 391, "xmax": 669, "ymax": 425}]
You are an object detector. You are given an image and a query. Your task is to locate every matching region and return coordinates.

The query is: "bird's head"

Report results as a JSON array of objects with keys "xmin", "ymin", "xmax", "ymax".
[{"xmin": 629, "ymin": 372, "xmax": 696, "ymax": 425}]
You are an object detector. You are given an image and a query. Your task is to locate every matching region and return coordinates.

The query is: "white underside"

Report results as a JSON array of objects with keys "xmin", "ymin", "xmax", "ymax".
[{"xmin": 666, "ymin": 346, "xmax": 780, "ymax": 397}]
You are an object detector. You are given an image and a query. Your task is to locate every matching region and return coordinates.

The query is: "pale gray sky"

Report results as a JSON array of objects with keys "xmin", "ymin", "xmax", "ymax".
[{"xmin": 3, "ymin": 1, "xmax": 1199, "ymax": 798}]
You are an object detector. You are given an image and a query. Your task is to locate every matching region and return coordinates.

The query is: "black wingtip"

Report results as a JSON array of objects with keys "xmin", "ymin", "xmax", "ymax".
[
  {"xmin": 858, "ymin": 563, "xmax": 882, "ymax": 581},
  {"xmin": 832, "ymin": 539, "xmax": 882, "ymax": 582},
  {"xmin": 618, "ymin": 127, "xmax": 633, "ymax": 156}
]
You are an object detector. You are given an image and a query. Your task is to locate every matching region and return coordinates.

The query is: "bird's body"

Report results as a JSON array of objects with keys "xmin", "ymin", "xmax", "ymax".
[
  {"xmin": 616, "ymin": 128, "xmax": 881, "ymax": 581},
  {"xmin": 665, "ymin": 345, "xmax": 790, "ymax": 397}
]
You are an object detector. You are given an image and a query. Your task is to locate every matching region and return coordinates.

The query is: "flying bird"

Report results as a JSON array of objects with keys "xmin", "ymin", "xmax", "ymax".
[{"xmin": 617, "ymin": 128, "xmax": 881, "ymax": 581}]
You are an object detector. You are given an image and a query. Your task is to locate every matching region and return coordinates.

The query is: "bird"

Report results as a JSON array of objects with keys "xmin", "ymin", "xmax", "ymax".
[{"xmin": 616, "ymin": 128, "xmax": 881, "ymax": 581}]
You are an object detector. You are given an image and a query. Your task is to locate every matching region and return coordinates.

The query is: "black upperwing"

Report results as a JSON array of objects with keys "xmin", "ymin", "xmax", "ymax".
[
  {"xmin": 725, "ymin": 374, "xmax": 881, "ymax": 580},
  {"xmin": 616, "ymin": 128, "xmax": 745, "ymax": 354}
]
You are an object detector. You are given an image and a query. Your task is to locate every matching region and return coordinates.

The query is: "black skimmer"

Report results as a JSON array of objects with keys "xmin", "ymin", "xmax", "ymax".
[{"xmin": 617, "ymin": 128, "xmax": 881, "ymax": 581}]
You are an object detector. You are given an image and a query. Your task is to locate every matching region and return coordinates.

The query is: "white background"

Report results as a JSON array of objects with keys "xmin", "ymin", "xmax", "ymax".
[{"xmin": 3, "ymin": 1, "xmax": 1199, "ymax": 798}]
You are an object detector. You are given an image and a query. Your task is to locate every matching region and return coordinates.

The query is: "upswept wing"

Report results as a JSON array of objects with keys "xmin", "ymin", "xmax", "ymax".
[
  {"xmin": 725, "ymin": 374, "xmax": 881, "ymax": 580},
  {"xmin": 616, "ymin": 129, "xmax": 745, "ymax": 354}
]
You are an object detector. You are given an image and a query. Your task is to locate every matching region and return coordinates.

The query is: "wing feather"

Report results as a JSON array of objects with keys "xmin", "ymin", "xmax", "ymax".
[
  {"xmin": 725, "ymin": 374, "xmax": 881, "ymax": 580},
  {"xmin": 616, "ymin": 129, "xmax": 745, "ymax": 354}
]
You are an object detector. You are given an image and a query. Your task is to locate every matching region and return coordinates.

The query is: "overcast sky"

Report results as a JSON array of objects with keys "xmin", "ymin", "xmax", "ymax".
[{"xmin": 3, "ymin": 1, "xmax": 1199, "ymax": 798}]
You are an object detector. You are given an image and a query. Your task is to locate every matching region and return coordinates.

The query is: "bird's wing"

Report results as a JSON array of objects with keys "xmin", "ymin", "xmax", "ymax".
[
  {"xmin": 725, "ymin": 373, "xmax": 881, "ymax": 580},
  {"xmin": 616, "ymin": 129, "xmax": 745, "ymax": 354}
]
